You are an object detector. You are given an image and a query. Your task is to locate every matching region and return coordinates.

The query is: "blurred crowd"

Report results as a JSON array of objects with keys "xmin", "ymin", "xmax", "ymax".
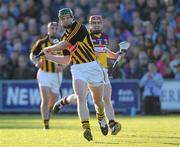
[{"xmin": 0, "ymin": 0, "xmax": 180, "ymax": 80}]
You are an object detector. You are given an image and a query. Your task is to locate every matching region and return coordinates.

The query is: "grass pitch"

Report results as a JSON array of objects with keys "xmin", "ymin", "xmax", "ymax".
[{"xmin": 0, "ymin": 114, "xmax": 179, "ymax": 147}]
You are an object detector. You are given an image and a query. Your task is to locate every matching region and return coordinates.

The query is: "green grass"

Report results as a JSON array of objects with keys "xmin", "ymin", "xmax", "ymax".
[{"xmin": 0, "ymin": 114, "xmax": 180, "ymax": 147}]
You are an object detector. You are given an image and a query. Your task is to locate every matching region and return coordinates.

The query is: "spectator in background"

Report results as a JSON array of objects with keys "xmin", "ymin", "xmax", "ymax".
[
  {"xmin": 2, "ymin": 30, "xmax": 14, "ymax": 56},
  {"xmin": 138, "ymin": 51, "xmax": 149, "ymax": 76},
  {"xmin": 78, "ymin": 0, "xmax": 90, "ymax": 21},
  {"xmin": 132, "ymin": 11, "xmax": 144, "ymax": 37},
  {"xmin": 136, "ymin": 0, "xmax": 147, "ymax": 21},
  {"xmin": 120, "ymin": 0, "xmax": 136, "ymax": 25},
  {"xmin": 144, "ymin": 22, "xmax": 158, "ymax": 44},
  {"xmin": 12, "ymin": 55, "xmax": 35, "ymax": 79},
  {"xmin": 146, "ymin": 0, "xmax": 159, "ymax": 13},
  {"xmin": 169, "ymin": 45, "xmax": 178, "ymax": 60},
  {"xmin": 170, "ymin": 52, "xmax": 180, "ymax": 80},
  {"xmin": 156, "ymin": 52, "xmax": 174, "ymax": 79},
  {"xmin": 155, "ymin": 34, "xmax": 168, "ymax": 52},
  {"xmin": 0, "ymin": 53, "xmax": 11, "ymax": 79},
  {"xmin": 20, "ymin": 31, "xmax": 31, "ymax": 55},
  {"xmin": 151, "ymin": 45, "xmax": 162, "ymax": 63},
  {"xmin": 158, "ymin": 19, "xmax": 168, "ymax": 36},
  {"xmin": 175, "ymin": 16, "xmax": 180, "ymax": 40},
  {"xmin": 39, "ymin": 9, "xmax": 50, "ymax": 25},
  {"xmin": 7, "ymin": 49, "xmax": 19, "ymax": 79},
  {"xmin": 166, "ymin": 6, "xmax": 176, "ymax": 29},
  {"xmin": 139, "ymin": 62, "xmax": 163, "ymax": 115},
  {"xmin": 50, "ymin": 0, "xmax": 65, "ymax": 19},
  {"xmin": 28, "ymin": 18, "xmax": 38, "ymax": 40},
  {"xmin": 74, "ymin": 7, "xmax": 85, "ymax": 23},
  {"xmin": 123, "ymin": 58, "xmax": 142, "ymax": 79},
  {"xmin": 173, "ymin": 63, "xmax": 180, "ymax": 80},
  {"xmin": 0, "ymin": 3, "xmax": 16, "ymax": 27},
  {"xmin": 166, "ymin": 26, "xmax": 176, "ymax": 48},
  {"xmin": 149, "ymin": 11, "xmax": 160, "ymax": 32},
  {"xmin": 144, "ymin": 37, "xmax": 154, "ymax": 59}
]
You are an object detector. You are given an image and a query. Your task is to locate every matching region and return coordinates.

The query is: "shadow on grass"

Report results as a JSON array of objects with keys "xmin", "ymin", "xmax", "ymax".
[
  {"xmin": 124, "ymin": 134, "xmax": 180, "ymax": 140},
  {"xmin": 94, "ymin": 141, "xmax": 120, "ymax": 145},
  {"xmin": 162, "ymin": 142, "xmax": 180, "ymax": 146},
  {"xmin": 119, "ymin": 140, "xmax": 180, "ymax": 146},
  {"xmin": 0, "ymin": 124, "xmax": 80, "ymax": 130}
]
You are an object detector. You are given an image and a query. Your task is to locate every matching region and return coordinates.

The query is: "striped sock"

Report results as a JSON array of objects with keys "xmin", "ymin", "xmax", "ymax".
[
  {"xmin": 60, "ymin": 97, "xmax": 69, "ymax": 106},
  {"xmin": 81, "ymin": 121, "xmax": 90, "ymax": 129},
  {"xmin": 44, "ymin": 119, "xmax": 49, "ymax": 126},
  {"xmin": 96, "ymin": 112, "xmax": 105, "ymax": 121}
]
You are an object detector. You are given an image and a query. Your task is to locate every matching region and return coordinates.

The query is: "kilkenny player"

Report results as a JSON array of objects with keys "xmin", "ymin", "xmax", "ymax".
[
  {"xmin": 42, "ymin": 8, "xmax": 108, "ymax": 141},
  {"xmin": 53, "ymin": 15, "xmax": 124, "ymax": 135},
  {"xmin": 29, "ymin": 22, "xmax": 64, "ymax": 130}
]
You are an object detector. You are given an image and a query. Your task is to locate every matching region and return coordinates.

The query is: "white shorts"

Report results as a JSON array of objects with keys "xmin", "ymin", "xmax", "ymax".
[
  {"xmin": 71, "ymin": 61, "xmax": 104, "ymax": 86},
  {"xmin": 102, "ymin": 68, "xmax": 110, "ymax": 84},
  {"xmin": 37, "ymin": 69, "xmax": 62, "ymax": 94}
]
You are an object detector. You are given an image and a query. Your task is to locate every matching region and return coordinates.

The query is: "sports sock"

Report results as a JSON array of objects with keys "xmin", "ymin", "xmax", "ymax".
[
  {"xmin": 60, "ymin": 97, "xmax": 69, "ymax": 106},
  {"xmin": 81, "ymin": 121, "xmax": 90, "ymax": 129},
  {"xmin": 44, "ymin": 119, "xmax": 49, "ymax": 126}
]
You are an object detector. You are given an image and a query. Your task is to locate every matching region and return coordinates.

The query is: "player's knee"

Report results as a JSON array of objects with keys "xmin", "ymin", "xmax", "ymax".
[
  {"xmin": 76, "ymin": 95, "xmax": 86, "ymax": 103},
  {"xmin": 41, "ymin": 98, "xmax": 49, "ymax": 105},
  {"xmin": 94, "ymin": 98, "xmax": 103, "ymax": 106},
  {"xmin": 103, "ymin": 97, "xmax": 111, "ymax": 104}
]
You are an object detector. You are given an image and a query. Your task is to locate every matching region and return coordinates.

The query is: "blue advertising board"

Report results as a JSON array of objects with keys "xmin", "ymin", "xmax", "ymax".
[
  {"xmin": 0, "ymin": 80, "xmax": 40, "ymax": 112},
  {"xmin": 0, "ymin": 80, "xmax": 140, "ymax": 113}
]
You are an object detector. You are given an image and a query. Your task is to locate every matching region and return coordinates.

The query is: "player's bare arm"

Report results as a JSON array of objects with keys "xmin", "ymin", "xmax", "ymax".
[
  {"xmin": 106, "ymin": 49, "xmax": 126, "ymax": 60},
  {"xmin": 29, "ymin": 52, "xmax": 43, "ymax": 68},
  {"xmin": 44, "ymin": 50, "xmax": 70, "ymax": 65},
  {"xmin": 43, "ymin": 40, "xmax": 69, "ymax": 53}
]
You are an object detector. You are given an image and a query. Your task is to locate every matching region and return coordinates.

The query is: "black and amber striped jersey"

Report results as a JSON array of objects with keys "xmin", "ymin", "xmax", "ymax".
[
  {"xmin": 31, "ymin": 35, "xmax": 67, "ymax": 72},
  {"xmin": 61, "ymin": 21, "xmax": 96, "ymax": 64}
]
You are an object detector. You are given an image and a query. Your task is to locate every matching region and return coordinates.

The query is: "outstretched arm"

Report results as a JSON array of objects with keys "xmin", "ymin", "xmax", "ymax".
[
  {"xmin": 44, "ymin": 51, "xmax": 71, "ymax": 65},
  {"xmin": 106, "ymin": 50, "xmax": 126, "ymax": 59},
  {"xmin": 44, "ymin": 40, "xmax": 69, "ymax": 53}
]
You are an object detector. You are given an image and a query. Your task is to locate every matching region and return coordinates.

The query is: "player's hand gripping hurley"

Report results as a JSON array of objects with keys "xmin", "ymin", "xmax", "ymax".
[{"xmin": 110, "ymin": 41, "xmax": 130, "ymax": 76}]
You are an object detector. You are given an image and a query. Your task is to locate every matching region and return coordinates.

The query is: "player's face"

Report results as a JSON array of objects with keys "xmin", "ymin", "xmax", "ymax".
[
  {"xmin": 48, "ymin": 25, "xmax": 58, "ymax": 37},
  {"xmin": 148, "ymin": 63, "xmax": 156, "ymax": 73},
  {"xmin": 59, "ymin": 15, "xmax": 73, "ymax": 29},
  {"xmin": 90, "ymin": 20, "xmax": 103, "ymax": 33}
]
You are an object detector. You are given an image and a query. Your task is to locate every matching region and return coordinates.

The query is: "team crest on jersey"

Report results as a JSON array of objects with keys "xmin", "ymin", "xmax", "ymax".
[{"xmin": 52, "ymin": 39, "xmax": 59, "ymax": 44}]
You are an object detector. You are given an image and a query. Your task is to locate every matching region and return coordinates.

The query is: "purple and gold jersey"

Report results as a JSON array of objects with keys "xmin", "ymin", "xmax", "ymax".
[{"xmin": 90, "ymin": 32, "xmax": 109, "ymax": 68}]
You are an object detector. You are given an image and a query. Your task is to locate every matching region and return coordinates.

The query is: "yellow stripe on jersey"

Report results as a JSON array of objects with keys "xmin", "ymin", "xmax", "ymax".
[
  {"xmin": 31, "ymin": 40, "xmax": 39, "ymax": 53},
  {"xmin": 82, "ymin": 36, "xmax": 96, "ymax": 58},
  {"xmin": 76, "ymin": 46, "xmax": 90, "ymax": 63},
  {"xmin": 31, "ymin": 36, "xmax": 60, "ymax": 73},
  {"xmin": 78, "ymin": 43, "xmax": 95, "ymax": 61},
  {"xmin": 47, "ymin": 42, "xmax": 53, "ymax": 72},
  {"xmin": 71, "ymin": 37, "xmax": 96, "ymax": 64},
  {"xmin": 41, "ymin": 43, "xmax": 46, "ymax": 71},
  {"xmin": 31, "ymin": 37, "xmax": 47, "ymax": 53},
  {"xmin": 66, "ymin": 22, "xmax": 81, "ymax": 42},
  {"xmin": 61, "ymin": 21, "xmax": 96, "ymax": 64},
  {"xmin": 48, "ymin": 60, "xmax": 53, "ymax": 72},
  {"xmin": 71, "ymin": 53, "xmax": 83, "ymax": 64}
]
